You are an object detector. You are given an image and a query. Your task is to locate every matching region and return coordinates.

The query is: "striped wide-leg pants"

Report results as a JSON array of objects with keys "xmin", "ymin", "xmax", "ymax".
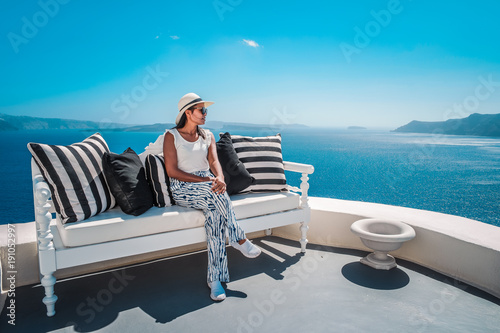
[{"xmin": 170, "ymin": 170, "xmax": 246, "ymax": 283}]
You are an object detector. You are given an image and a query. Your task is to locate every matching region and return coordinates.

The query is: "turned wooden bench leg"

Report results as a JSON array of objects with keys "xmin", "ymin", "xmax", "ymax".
[
  {"xmin": 34, "ymin": 174, "xmax": 58, "ymax": 317},
  {"xmin": 300, "ymin": 221, "xmax": 309, "ymax": 253},
  {"xmin": 41, "ymin": 273, "xmax": 58, "ymax": 317}
]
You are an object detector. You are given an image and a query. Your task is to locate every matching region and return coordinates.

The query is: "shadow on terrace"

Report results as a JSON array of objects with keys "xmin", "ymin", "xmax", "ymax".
[{"xmin": 1, "ymin": 237, "xmax": 303, "ymax": 332}]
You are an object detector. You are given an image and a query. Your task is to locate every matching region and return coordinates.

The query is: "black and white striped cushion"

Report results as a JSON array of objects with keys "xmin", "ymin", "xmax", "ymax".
[
  {"xmin": 230, "ymin": 134, "xmax": 287, "ymax": 192},
  {"xmin": 27, "ymin": 133, "xmax": 116, "ymax": 224},
  {"xmin": 145, "ymin": 154, "xmax": 174, "ymax": 207}
]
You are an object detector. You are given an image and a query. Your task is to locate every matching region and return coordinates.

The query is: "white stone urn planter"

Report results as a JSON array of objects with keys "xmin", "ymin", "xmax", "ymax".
[{"xmin": 351, "ymin": 218, "xmax": 416, "ymax": 270}]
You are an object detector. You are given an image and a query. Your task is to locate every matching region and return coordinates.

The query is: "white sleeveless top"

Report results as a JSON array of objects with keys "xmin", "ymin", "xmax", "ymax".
[{"xmin": 168, "ymin": 128, "xmax": 211, "ymax": 174}]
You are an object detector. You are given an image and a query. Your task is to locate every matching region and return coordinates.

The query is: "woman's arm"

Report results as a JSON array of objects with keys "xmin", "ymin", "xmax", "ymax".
[
  {"xmin": 207, "ymin": 132, "xmax": 227, "ymax": 194},
  {"xmin": 163, "ymin": 132, "xmax": 211, "ymax": 183}
]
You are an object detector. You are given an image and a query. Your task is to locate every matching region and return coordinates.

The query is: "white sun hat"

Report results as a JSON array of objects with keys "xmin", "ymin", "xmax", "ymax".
[{"xmin": 176, "ymin": 92, "xmax": 214, "ymax": 125}]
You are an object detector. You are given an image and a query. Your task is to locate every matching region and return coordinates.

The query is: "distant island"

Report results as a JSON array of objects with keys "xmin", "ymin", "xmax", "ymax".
[
  {"xmin": 393, "ymin": 113, "xmax": 500, "ymax": 137},
  {"xmin": 0, "ymin": 113, "xmax": 308, "ymax": 132}
]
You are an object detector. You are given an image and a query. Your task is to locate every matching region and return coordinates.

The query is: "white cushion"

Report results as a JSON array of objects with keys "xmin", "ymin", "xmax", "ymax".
[
  {"xmin": 56, "ymin": 191, "xmax": 300, "ymax": 247},
  {"xmin": 230, "ymin": 192, "xmax": 300, "ymax": 220}
]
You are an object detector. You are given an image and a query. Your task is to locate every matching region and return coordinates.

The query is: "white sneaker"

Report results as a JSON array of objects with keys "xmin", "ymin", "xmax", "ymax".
[
  {"xmin": 231, "ymin": 239, "xmax": 262, "ymax": 258},
  {"xmin": 208, "ymin": 281, "xmax": 226, "ymax": 301}
]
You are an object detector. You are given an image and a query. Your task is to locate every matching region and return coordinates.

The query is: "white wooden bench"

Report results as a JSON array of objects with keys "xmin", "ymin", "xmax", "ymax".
[{"xmin": 32, "ymin": 150, "xmax": 314, "ymax": 317}]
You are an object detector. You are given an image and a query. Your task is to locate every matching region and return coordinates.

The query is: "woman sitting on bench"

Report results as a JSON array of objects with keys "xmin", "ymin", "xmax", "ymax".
[{"xmin": 163, "ymin": 92, "xmax": 261, "ymax": 301}]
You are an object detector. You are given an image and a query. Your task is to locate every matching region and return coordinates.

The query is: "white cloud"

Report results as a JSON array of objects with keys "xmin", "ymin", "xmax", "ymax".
[
  {"xmin": 242, "ymin": 39, "xmax": 259, "ymax": 48},
  {"xmin": 170, "ymin": 35, "xmax": 180, "ymax": 40}
]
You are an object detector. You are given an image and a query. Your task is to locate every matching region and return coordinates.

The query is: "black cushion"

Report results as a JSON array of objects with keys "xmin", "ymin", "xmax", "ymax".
[
  {"xmin": 216, "ymin": 132, "xmax": 255, "ymax": 195},
  {"xmin": 103, "ymin": 147, "xmax": 154, "ymax": 216}
]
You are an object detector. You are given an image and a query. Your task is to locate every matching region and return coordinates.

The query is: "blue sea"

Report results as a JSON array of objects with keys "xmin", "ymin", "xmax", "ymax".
[{"xmin": 1, "ymin": 129, "xmax": 499, "ymax": 227}]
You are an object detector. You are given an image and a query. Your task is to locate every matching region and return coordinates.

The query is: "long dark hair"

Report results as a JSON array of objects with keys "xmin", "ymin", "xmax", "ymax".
[{"xmin": 173, "ymin": 107, "xmax": 206, "ymax": 139}]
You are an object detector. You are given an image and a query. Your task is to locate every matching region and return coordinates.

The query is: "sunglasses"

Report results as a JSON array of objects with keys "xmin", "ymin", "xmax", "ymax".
[{"xmin": 191, "ymin": 106, "xmax": 208, "ymax": 115}]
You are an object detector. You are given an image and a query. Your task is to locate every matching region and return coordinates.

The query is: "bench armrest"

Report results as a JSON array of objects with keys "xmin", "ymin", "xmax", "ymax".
[
  {"xmin": 283, "ymin": 161, "xmax": 314, "ymax": 174},
  {"xmin": 283, "ymin": 161, "xmax": 314, "ymax": 209}
]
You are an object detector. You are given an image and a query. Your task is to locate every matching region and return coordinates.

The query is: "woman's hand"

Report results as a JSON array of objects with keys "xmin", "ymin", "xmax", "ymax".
[{"xmin": 209, "ymin": 176, "xmax": 227, "ymax": 194}]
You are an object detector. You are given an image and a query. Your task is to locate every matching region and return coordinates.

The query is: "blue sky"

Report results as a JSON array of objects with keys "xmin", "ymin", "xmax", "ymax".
[{"xmin": 1, "ymin": 0, "xmax": 500, "ymax": 128}]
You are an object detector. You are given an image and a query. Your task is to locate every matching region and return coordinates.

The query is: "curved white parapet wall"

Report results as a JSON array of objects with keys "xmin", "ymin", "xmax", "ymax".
[{"xmin": 274, "ymin": 197, "xmax": 500, "ymax": 299}]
